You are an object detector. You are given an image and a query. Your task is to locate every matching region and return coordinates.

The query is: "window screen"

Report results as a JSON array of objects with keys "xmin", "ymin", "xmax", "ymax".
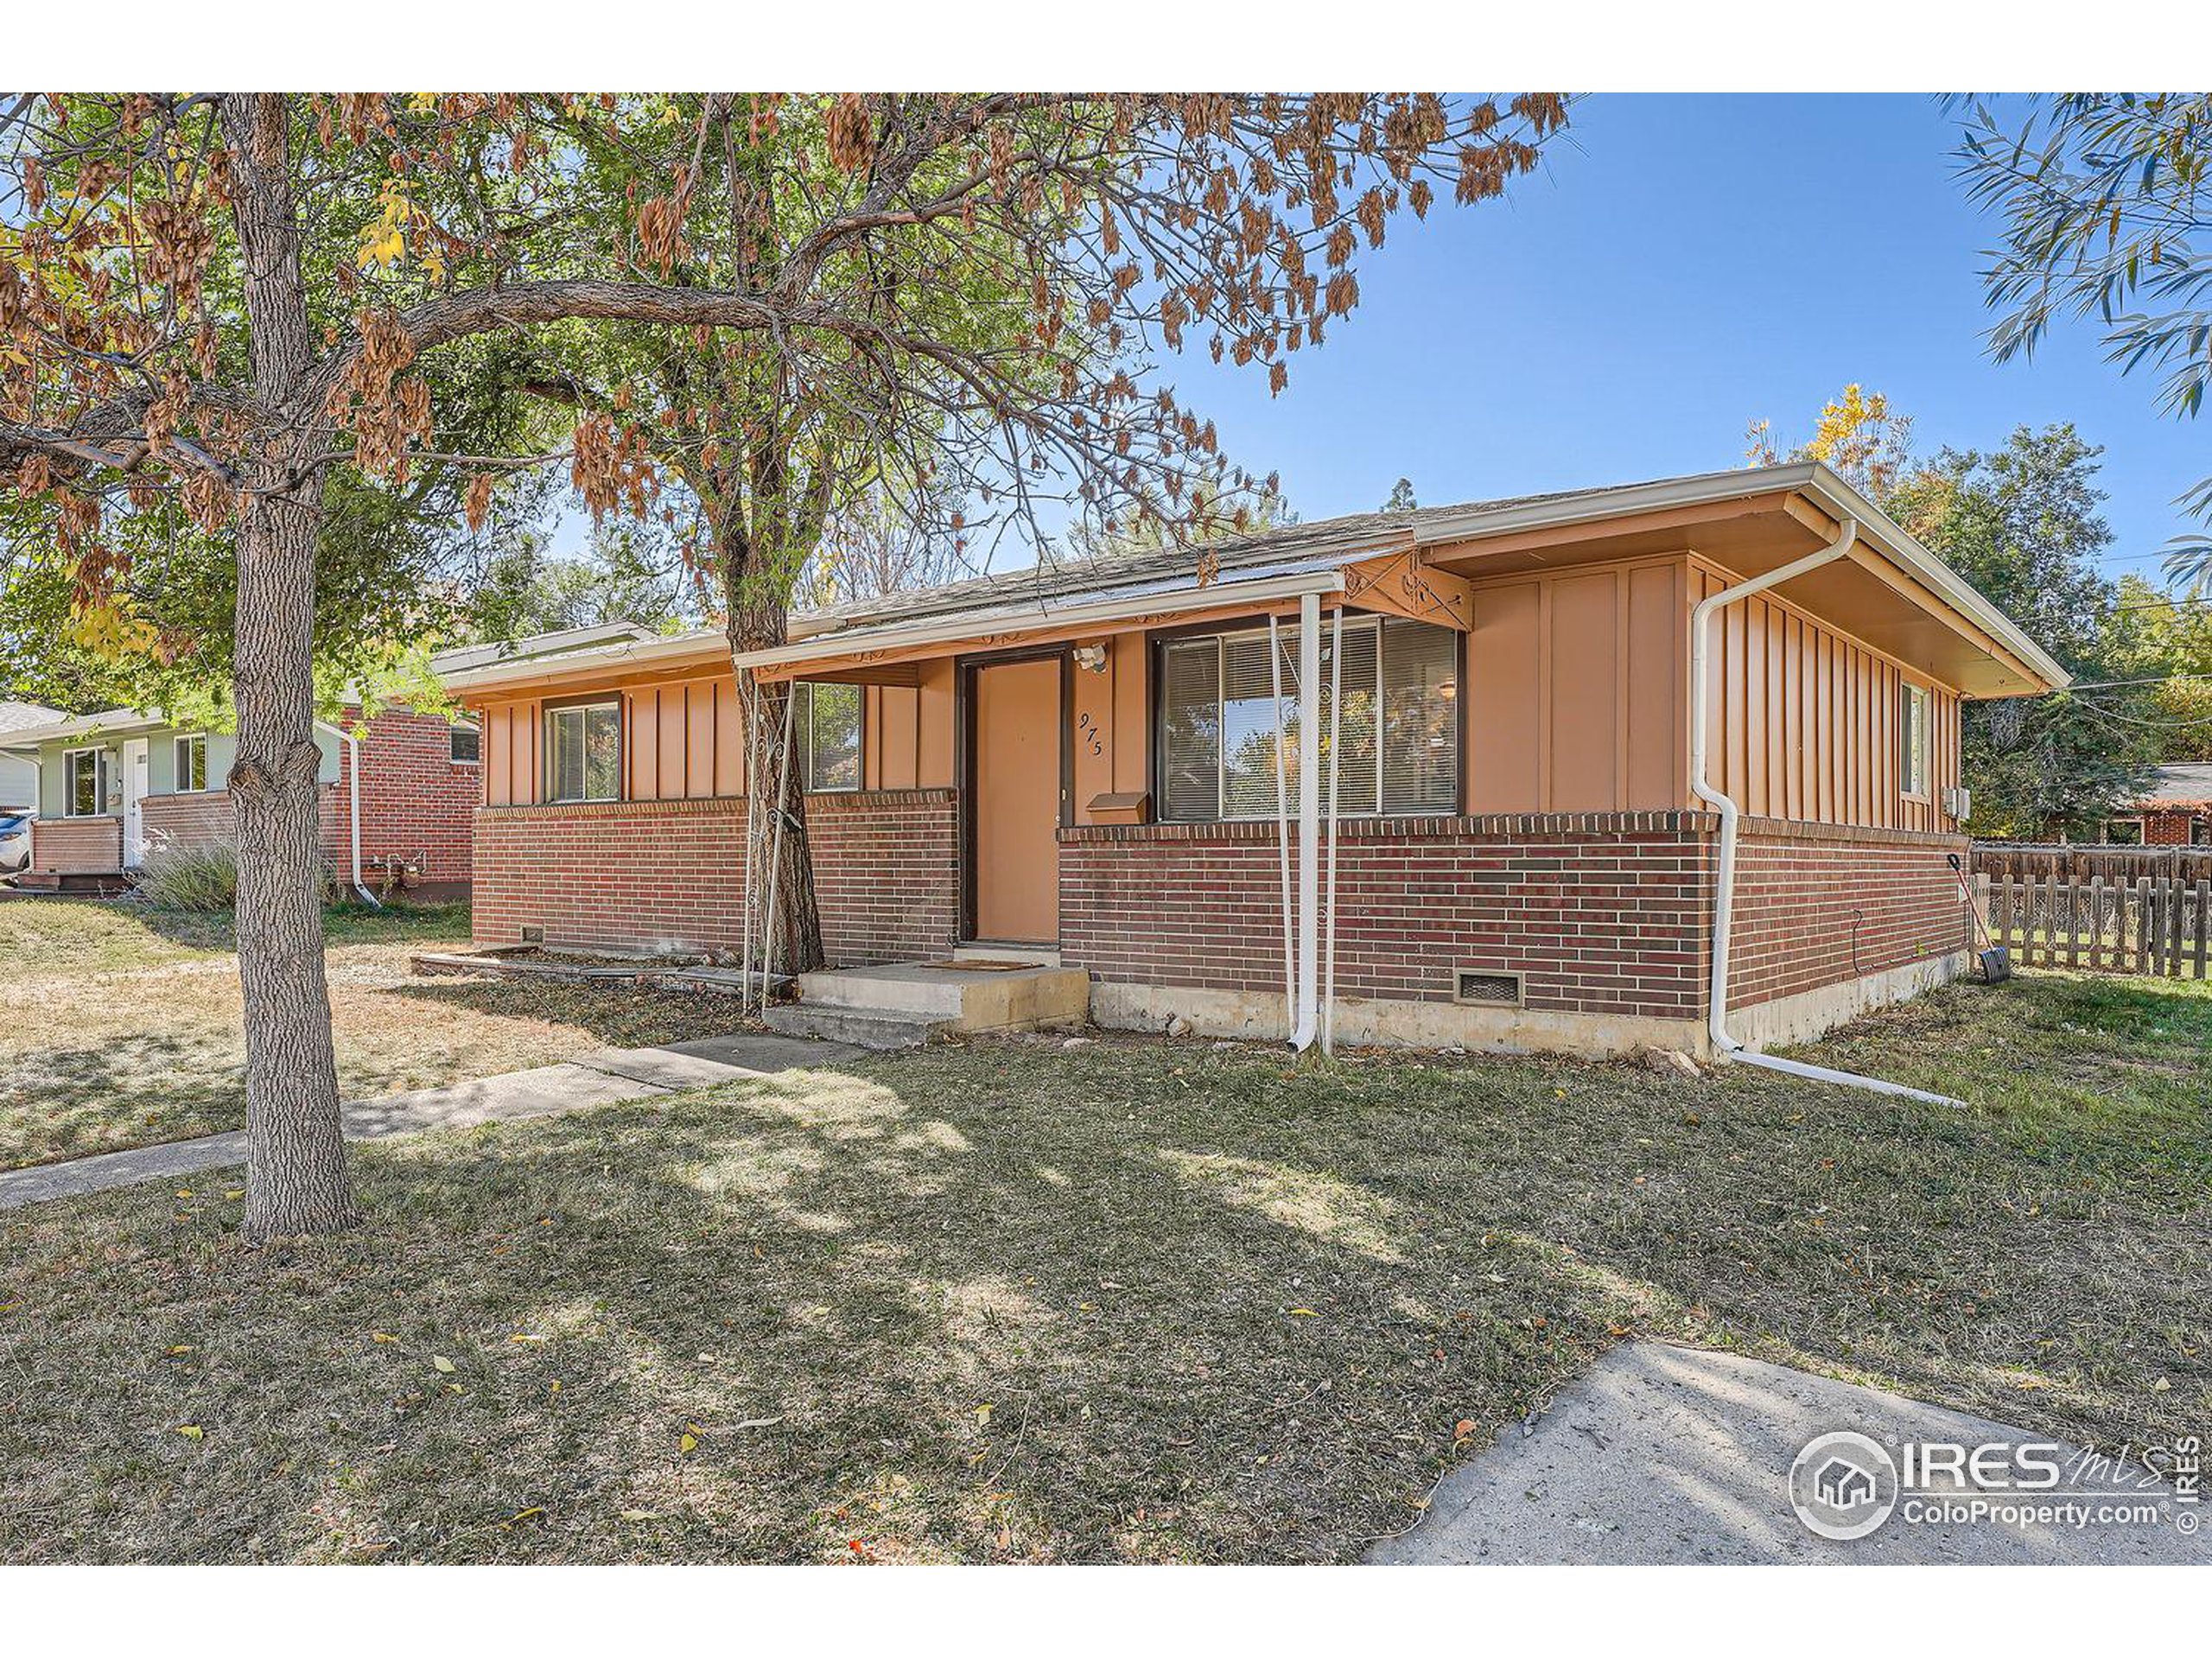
[
  {"xmin": 802, "ymin": 683, "xmax": 861, "ymax": 792},
  {"xmin": 546, "ymin": 702, "xmax": 621, "ymax": 801},
  {"xmin": 1158, "ymin": 638, "xmax": 1223, "ymax": 822},
  {"xmin": 1380, "ymin": 620, "xmax": 1459, "ymax": 813}
]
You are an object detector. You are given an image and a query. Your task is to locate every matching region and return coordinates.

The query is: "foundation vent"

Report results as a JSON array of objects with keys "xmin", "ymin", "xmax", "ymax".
[
  {"xmin": 521, "ymin": 925, "xmax": 544, "ymax": 944},
  {"xmin": 1452, "ymin": 968, "xmax": 1523, "ymax": 1007}
]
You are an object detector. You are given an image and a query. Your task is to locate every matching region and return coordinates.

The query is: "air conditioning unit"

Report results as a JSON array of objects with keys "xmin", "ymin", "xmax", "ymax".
[{"xmin": 1942, "ymin": 785, "xmax": 1972, "ymax": 822}]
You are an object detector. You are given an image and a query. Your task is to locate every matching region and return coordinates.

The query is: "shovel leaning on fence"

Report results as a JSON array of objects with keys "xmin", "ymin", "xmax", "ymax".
[{"xmin": 1948, "ymin": 852, "xmax": 2013, "ymax": 984}]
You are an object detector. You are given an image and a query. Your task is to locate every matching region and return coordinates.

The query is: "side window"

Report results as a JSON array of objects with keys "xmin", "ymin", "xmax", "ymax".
[
  {"xmin": 448, "ymin": 720, "xmax": 481, "ymax": 765},
  {"xmin": 545, "ymin": 702, "xmax": 621, "ymax": 802},
  {"xmin": 800, "ymin": 683, "xmax": 862, "ymax": 792},
  {"xmin": 173, "ymin": 733, "xmax": 208, "ymax": 791},
  {"xmin": 1900, "ymin": 683, "xmax": 1929, "ymax": 799}
]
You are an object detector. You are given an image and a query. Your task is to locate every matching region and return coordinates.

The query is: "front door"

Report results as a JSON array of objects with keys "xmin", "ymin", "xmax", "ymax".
[
  {"xmin": 121, "ymin": 738, "xmax": 149, "ymax": 866},
  {"xmin": 969, "ymin": 656, "xmax": 1065, "ymax": 944}
]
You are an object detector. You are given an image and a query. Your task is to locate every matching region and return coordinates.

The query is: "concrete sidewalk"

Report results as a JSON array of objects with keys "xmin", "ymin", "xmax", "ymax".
[
  {"xmin": 0, "ymin": 1033, "xmax": 862, "ymax": 1211},
  {"xmin": 1370, "ymin": 1342, "xmax": 2203, "ymax": 1565}
]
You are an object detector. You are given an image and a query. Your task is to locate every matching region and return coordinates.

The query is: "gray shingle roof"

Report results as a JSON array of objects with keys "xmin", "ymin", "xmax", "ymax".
[
  {"xmin": 796, "ymin": 486, "xmax": 1601, "ymax": 637},
  {"xmin": 2138, "ymin": 763, "xmax": 2212, "ymax": 807}
]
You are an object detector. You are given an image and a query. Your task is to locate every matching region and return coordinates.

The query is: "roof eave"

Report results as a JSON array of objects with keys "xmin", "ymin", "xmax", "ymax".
[{"xmin": 734, "ymin": 565, "xmax": 1350, "ymax": 673}]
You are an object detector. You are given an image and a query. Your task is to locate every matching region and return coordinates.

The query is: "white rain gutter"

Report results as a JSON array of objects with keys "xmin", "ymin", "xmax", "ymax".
[
  {"xmin": 1292, "ymin": 591, "xmax": 1323, "ymax": 1051},
  {"xmin": 313, "ymin": 719, "xmax": 380, "ymax": 909},
  {"xmin": 735, "ymin": 567, "xmax": 1351, "ymax": 677},
  {"xmin": 1689, "ymin": 516, "xmax": 1960, "ymax": 1109}
]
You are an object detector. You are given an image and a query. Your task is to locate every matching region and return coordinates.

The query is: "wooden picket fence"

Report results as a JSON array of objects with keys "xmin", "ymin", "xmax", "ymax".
[{"xmin": 1975, "ymin": 870, "xmax": 2212, "ymax": 979}]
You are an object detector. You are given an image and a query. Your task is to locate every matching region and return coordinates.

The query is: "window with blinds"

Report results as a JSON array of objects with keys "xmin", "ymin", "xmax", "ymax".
[{"xmin": 1155, "ymin": 615, "xmax": 1457, "ymax": 821}]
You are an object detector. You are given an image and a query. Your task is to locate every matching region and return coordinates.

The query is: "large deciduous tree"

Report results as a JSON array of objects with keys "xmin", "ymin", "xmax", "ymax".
[
  {"xmin": 1953, "ymin": 94, "xmax": 2212, "ymax": 588},
  {"xmin": 0, "ymin": 92, "xmax": 1568, "ymax": 1235}
]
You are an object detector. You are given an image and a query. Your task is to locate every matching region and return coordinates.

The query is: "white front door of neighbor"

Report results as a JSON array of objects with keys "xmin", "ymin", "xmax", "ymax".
[{"xmin": 121, "ymin": 737, "xmax": 150, "ymax": 866}]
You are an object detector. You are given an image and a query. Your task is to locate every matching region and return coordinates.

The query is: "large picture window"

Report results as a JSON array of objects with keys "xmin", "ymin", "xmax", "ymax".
[
  {"xmin": 65, "ymin": 747, "xmax": 111, "ymax": 817},
  {"xmin": 1901, "ymin": 683, "xmax": 1929, "ymax": 799},
  {"xmin": 173, "ymin": 733, "xmax": 208, "ymax": 792},
  {"xmin": 545, "ymin": 701, "xmax": 621, "ymax": 802},
  {"xmin": 800, "ymin": 682, "xmax": 863, "ymax": 792},
  {"xmin": 1157, "ymin": 615, "xmax": 1459, "ymax": 822}
]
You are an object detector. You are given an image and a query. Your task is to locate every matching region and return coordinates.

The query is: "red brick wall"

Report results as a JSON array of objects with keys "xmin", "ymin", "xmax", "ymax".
[
  {"xmin": 1059, "ymin": 813, "xmax": 1716, "ymax": 1019},
  {"xmin": 323, "ymin": 709, "xmax": 481, "ymax": 885},
  {"xmin": 29, "ymin": 816, "xmax": 121, "ymax": 874},
  {"xmin": 1727, "ymin": 818, "xmax": 1971, "ymax": 1011},
  {"xmin": 469, "ymin": 788, "xmax": 957, "ymax": 963},
  {"xmin": 2141, "ymin": 809, "xmax": 2203, "ymax": 847},
  {"xmin": 138, "ymin": 785, "xmax": 346, "ymax": 870},
  {"xmin": 808, "ymin": 788, "xmax": 959, "ymax": 965},
  {"xmin": 140, "ymin": 788, "xmax": 237, "ymax": 850}
]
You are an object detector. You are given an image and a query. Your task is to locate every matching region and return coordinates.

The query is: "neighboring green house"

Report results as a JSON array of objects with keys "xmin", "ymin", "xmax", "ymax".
[
  {"xmin": 1, "ymin": 623, "xmax": 654, "ymax": 893},
  {"xmin": 11, "ymin": 709, "xmax": 345, "ymax": 880}
]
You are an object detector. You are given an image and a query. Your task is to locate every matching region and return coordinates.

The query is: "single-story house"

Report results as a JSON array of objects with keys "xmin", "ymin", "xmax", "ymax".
[
  {"xmin": 2104, "ymin": 764, "xmax": 2212, "ymax": 847},
  {"xmin": 446, "ymin": 462, "xmax": 2066, "ymax": 1058},
  {"xmin": 3, "ymin": 623, "xmax": 654, "ymax": 897},
  {"xmin": 0, "ymin": 701, "xmax": 65, "ymax": 812}
]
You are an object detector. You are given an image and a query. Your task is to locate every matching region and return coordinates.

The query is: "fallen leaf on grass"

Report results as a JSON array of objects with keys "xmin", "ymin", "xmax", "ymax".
[
  {"xmin": 1287, "ymin": 1307, "xmax": 1319, "ymax": 1318},
  {"xmin": 431, "ymin": 1355, "xmax": 455, "ymax": 1373},
  {"xmin": 174, "ymin": 1425, "xmax": 203, "ymax": 1440},
  {"xmin": 372, "ymin": 1332, "xmax": 397, "ymax": 1344},
  {"xmin": 975, "ymin": 1404, "xmax": 994, "ymax": 1426}
]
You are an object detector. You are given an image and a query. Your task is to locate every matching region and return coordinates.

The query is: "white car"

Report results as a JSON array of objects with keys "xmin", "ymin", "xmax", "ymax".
[{"xmin": 0, "ymin": 811, "xmax": 30, "ymax": 874}]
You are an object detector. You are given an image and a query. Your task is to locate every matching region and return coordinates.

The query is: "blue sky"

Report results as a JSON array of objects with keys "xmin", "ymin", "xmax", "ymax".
[{"xmin": 1159, "ymin": 93, "xmax": 2202, "ymax": 584}]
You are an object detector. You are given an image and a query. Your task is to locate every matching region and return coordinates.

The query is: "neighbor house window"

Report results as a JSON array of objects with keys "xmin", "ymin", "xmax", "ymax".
[
  {"xmin": 65, "ymin": 747, "xmax": 110, "ymax": 816},
  {"xmin": 544, "ymin": 701, "xmax": 621, "ymax": 802},
  {"xmin": 448, "ymin": 720, "xmax": 481, "ymax": 765},
  {"xmin": 1900, "ymin": 683, "xmax": 1929, "ymax": 799},
  {"xmin": 2105, "ymin": 817, "xmax": 2144, "ymax": 846},
  {"xmin": 173, "ymin": 733, "xmax": 208, "ymax": 792},
  {"xmin": 1156, "ymin": 615, "xmax": 1459, "ymax": 822},
  {"xmin": 799, "ymin": 682, "xmax": 862, "ymax": 793}
]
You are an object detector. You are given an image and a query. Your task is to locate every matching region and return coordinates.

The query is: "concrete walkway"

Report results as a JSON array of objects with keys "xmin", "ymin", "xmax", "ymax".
[
  {"xmin": 1370, "ymin": 1342, "xmax": 2203, "ymax": 1565},
  {"xmin": 0, "ymin": 1033, "xmax": 862, "ymax": 1211}
]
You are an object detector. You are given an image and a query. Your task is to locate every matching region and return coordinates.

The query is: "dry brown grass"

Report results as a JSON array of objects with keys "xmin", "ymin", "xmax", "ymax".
[
  {"xmin": 0, "ymin": 900, "xmax": 758, "ymax": 1170},
  {"xmin": 0, "ymin": 969, "xmax": 2204, "ymax": 1562}
]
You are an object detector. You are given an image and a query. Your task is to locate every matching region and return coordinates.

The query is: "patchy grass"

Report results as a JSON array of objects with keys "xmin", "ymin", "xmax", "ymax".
[
  {"xmin": 0, "ymin": 899, "xmax": 758, "ymax": 1170},
  {"xmin": 0, "ymin": 969, "xmax": 2203, "ymax": 1563}
]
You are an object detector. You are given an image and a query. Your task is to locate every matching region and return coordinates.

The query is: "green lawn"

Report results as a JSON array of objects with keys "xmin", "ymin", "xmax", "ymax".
[
  {"xmin": 1, "ymin": 969, "xmax": 2203, "ymax": 1562},
  {"xmin": 0, "ymin": 899, "xmax": 760, "ymax": 1170}
]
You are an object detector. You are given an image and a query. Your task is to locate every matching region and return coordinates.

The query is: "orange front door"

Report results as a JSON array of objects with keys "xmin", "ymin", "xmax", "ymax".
[{"xmin": 971, "ymin": 657, "xmax": 1064, "ymax": 943}]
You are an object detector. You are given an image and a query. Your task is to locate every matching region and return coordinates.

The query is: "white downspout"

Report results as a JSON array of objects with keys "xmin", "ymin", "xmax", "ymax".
[
  {"xmin": 1268, "ymin": 615, "xmax": 1297, "ymax": 1035},
  {"xmin": 1291, "ymin": 591, "xmax": 1322, "ymax": 1051},
  {"xmin": 315, "ymin": 719, "xmax": 379, "ymax": 909},
  {"xmin": 1321, "ymin": 604, "xmax": 1344, "ymax": 1055},
  {"xmin": 1691, "ymin": 516, "xmax": 1961, "ymax": 1109}
]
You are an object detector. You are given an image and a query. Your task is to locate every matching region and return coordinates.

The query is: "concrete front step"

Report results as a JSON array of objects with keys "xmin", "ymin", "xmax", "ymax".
[
  {"xmin": 795, "ymin": 961, "xmax": 1090, "ymax": 1031},
  {"xmin": 762, "ymin": 1002, "xmax": 952, "ymax": 1051}
]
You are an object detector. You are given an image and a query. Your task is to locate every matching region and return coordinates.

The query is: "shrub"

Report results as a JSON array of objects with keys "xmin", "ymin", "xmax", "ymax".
[{"xmin": 133, "ymin": 838, "xmax": 242, "ymax": 912}]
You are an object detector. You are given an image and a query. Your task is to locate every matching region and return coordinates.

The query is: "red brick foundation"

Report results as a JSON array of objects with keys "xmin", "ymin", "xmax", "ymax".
[
  {"xmin": 469, "ymin": 788, "xmax": 957, "ymax": 964},
  {"xmin": 28, "ymin": 816, "xmax": 122, "ymax": 874},
  {"xmin": 1728, "ymin": 818, "xmax": 1971, "ymax": 1011},
  {"xmin": 1060, "ymin": 813, "xmax": 1716, "ymax": 1018}
]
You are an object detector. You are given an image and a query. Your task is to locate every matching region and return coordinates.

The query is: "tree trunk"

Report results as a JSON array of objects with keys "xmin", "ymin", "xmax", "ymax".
[
  {"xmin": 224, "ymin": 94, "xmax": 356, "ymax": 1238},
  {"xmin": 733, "ymin": 594, "xmax": 825, "ymax": 979}
]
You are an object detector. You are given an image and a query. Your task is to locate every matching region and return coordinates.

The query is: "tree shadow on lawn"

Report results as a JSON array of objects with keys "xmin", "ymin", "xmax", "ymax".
[
  {"xmin": 0, "ymin": 1031, "xmax": 243, "ymax": 1170},
  {"xmin": 382, "ymin": 978, "xmax": 766, "ymax": 1052},
  {"xmin": 2, "ymin": 1027, "xmax": 2204, "ymax": 1563}
]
